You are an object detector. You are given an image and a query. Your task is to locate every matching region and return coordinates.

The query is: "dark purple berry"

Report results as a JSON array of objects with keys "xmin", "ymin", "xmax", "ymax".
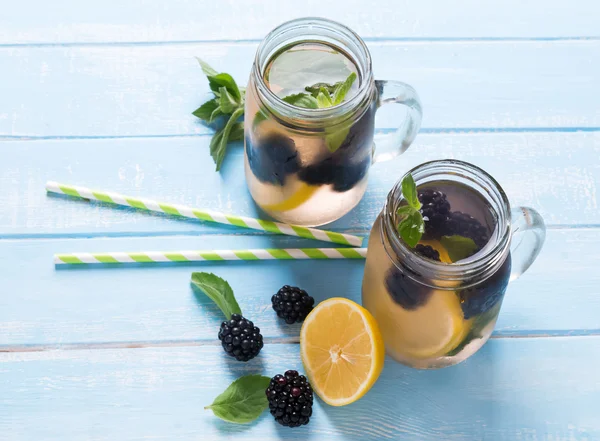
[
  {"xmin": 266, "ymin": 370, "xmax": 313, "ymax": 428},
  {"xmin": 272, "ymin": 286, "xmax": 315, "ymax": 324},
  {"xmin": 218, "ymin": 315, "xmax": 263, "ymax": 362}
]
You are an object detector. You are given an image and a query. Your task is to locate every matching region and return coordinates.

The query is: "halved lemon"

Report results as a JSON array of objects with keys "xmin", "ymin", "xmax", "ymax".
[{"xmin": 300, "ymin": 298, "xmax": 385, "ymax": 406}]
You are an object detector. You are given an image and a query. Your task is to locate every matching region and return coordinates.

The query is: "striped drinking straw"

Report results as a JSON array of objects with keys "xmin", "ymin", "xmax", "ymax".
[{"xmin": 46, "ymin": 182, "xmax": 363, "ymax": 247}]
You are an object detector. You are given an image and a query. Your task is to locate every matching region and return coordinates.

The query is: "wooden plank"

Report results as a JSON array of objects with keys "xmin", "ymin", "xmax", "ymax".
[
  {"xmin": 1, "ymin": 41, "xmax": 599, "ymax": 138},
  {"xmin": 1, "ymin": 0, "xmax": 599, "ymax": 45},
  {"xmin": 1, "ymin": 132, "xmax": 598, "ymax": 239},
  {"xmin": 1, "ymin": 339, "xmax": 599, "ymax": 440},
  {"xmin": 0, "ymin": 229, "xmax": 598, "ymax": 346}
]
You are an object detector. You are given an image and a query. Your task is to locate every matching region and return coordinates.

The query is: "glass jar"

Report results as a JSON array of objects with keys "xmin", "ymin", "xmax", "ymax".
[
  {"xmin": 245, "ymin": 17, "xmax": 423, "ymax": 226},
  {"xmin": 362, "ymin": 160, "xmax": 546, "ymax": 369}
]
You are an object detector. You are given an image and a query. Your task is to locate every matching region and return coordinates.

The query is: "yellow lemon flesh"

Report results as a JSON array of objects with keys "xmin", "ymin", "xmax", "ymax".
[
  {"xmin": 300, "ymin": 298, "xmax": 385, "ymax": 407},
  {"xmin": 261, "ymin": 181, "xmax": 319, "ymax": 212},
  {"xmin": 249, "ymin": 173, "xmax": 319, "ymax": 213}
]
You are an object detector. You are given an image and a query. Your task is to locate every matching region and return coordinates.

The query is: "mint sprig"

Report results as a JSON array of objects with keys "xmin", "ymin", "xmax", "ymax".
[
  {"xmin": 206, "ymin": 375, "xmax": 271, "ymax": 424},
  {"xmin": 280, "ymin": 72, "xmax": 358, "ymax": 153},
  {"xmin": 396, "ymin": 174, "xmax": 425, "ymax": 248},
  {"xmin": 192, "ymin": 59, "xmax": 245, "ymax": 171},
  {"xmin": 191, "ymin": 272, "xmax": 242, "ymax": 319}
]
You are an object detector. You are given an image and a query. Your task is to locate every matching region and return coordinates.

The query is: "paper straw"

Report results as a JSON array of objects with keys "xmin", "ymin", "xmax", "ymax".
[
  {"xmin": 54, "ymin": 248, "xmax": 367, "ymax": 265},
  {"xmin": 46, "ymin": 182, "xmax": 363, "ymax": 247}
]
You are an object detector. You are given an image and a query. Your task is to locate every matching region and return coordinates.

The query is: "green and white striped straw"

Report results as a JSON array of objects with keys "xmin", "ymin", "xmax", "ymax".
[
  {"xmin": 54, "ymin": 248, "xmax": 367, "ymax": 265},
  {"xmin": 46, "ymin": 181, "xmax": 363, "ymax": 247}
]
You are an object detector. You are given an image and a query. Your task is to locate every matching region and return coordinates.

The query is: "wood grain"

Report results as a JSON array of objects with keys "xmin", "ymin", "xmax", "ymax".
[
  {"xmin": 0, "ymin": 229, "xmax": 596, "ymax": 346},
  {"xmin": 2, "ymin": 0, "xmax": 599, "ymax": 45},
  {"xmin": 1, "ymin": 41, "xmax": 599, "ymax": 138},
  {"xmin": 2, "ymin": 340, "xmax": 599, "ymax": 440},
  {"xmin": 1, "ymin": 131, "xmax": 598, "ymax": 238}
]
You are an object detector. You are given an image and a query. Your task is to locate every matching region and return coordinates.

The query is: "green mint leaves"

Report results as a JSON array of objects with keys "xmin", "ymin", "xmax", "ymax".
[
  {"xmin": 396, "ymin": 174, "xmax": 425, "ymax": 248},
  {"xmin": 192, "ymin": 59, "xmax": 245, "ymax": 171},
  {"xmin": 191, "ymin": 272, "xmax": 242, "ymax": 320},
  {"xmin": 283, "ymin": 72, "xmax": 357, "ymax": 111},
  {"xmin": 440, "ymin": 235, "xmax": 478, "ymax": 262},
  {"xmin": 205, "ymin": 375, "xmax": 272, "ymax": 424}
]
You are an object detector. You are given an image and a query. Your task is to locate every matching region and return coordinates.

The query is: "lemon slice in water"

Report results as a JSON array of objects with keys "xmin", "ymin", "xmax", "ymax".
[{"xmin": 251, "ymin": 174, "xmax": 319, "ymax": 213}]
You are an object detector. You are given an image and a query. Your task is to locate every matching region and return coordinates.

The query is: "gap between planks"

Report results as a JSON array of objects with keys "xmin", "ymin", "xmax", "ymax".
[
  {"xmin": 2, "ymin": 332, "xmax": 600, "ymax": 353},
  {"xmin": 1, "ymin": 36, "xmax": 600, "ymax": 49}
]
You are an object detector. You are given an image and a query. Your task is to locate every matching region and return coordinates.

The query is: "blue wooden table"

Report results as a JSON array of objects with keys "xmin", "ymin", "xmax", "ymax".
[{"xmin": 2, "ymin": 2, "xmax": 599, "ymax": 439}]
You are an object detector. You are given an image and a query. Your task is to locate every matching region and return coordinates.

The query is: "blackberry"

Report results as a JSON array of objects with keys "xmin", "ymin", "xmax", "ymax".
[
  {"xmin": 266, "ymin": 370, "xmax": 313, "ymax": 427},
  {"xmin": 272, "ymin": 286, "xmax": 315, "ymax": 324},
  {"xmin": 418, "ymin": 188, "xmax": 450, "ymax": 238},
  {"xmin": 385, "ymin": 266, "xmax": 432, "ymax": 310},
  {"xmin": 415, "ymin": 244, "xmax": 441, "ymax": 261},
  {"xmin": 444, "ymin": 211, "xmax": 490, "ymax": 250},
  {"xmin": 298, "ymin": 105, "xmax": 374, "ymax": 193},
  {"xmin": 246, "ymin": 134, "xmax": 300, "ymax": 185},
  {"xmin": 459, "ymin": 254, "xmax": 511, "ymax": 319},
  {"xmin": 218, "ymin": 314, "xmax": 263, "ymax": 362}
]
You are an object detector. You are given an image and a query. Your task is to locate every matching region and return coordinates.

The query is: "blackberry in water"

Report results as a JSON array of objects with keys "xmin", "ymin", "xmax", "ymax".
[
  {"xmin": 415, "ymin": 244, "xmax": 441, "ymax": 261},
  {"xmin": 266, "ymin": 370, "xmax": 313, "ymax": 428},
  {"xmin": 246, "ymin": 134, "xmax": 300, "ymax": 185},
  {"xmin": 444, "ymin": 211, "xmax": 490, "ymax": 250},
  {"xmin": 459, "ymin": 254, "xmax": 511, "ymax": 319},
  {"xmin": 272, "ymin": 286, "xmax": 315, "ymax": 324},
  {"xmin": 218, "ymin": 314, "xmax": 263, "ymax": 362},
  {"xmin": 418, "ymin": 188, "xmax": 451, "ymax": 238},
  {"xmin": 385, "ymin": 266, "xmax": 432, "ymax": 310},
  {"xmin": 298, "ymin": 104, "xmax": 374, "ymax": 192}
]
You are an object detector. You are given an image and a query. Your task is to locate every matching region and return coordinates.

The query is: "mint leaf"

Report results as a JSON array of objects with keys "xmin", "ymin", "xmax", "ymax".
[
  {"xmin": 219, "ymin": 86, "xmax": 240, "ymax": 113},
  {"xmin": 192, "ymin": 99, "xmax": 219, "ymax": 122},
  {"xmin": 282, "ymin": 93, "xmax": 319, "ymax": 109},
  {"xmin": 325, "ymin": 125, "xmax": 350, "ymax": 153},
  {"xmin": 305, "ymin": 81, "xmax": 342, "ymax": 98},
  {"xmin": 207, "ymin": 73, "xmax": 241, "ymax": 101},
  {"xmin": 440, "ymin": 235, "xmax": 478, "ymax": 262},
  {"xmin": 229, "ymin": 122, "xmax": 244, "ymax": 142},
  {"xmin": 210, "ymin": 107, "xmax": 244, "ymax": 170},
  {"xmin": 191, "ymin": 272, "xmax": 242, "ymax": 319},
  {"xmin": 316, "ymin": 87, "xmax": 333, "ymax": 108},
  {"xmin": 209, "ymin": 106, "xmax": 224, "ymax": 123},
  {"xmin": 205, "ymin": 375, "xmax": 271, "ymax": 424},
  {"xmin": 401, "ymin": 174, "xmax": 421, "ymax": 210},
  {"xmin": 333, "ymin": 72, "xmax": 357, "ymax": 105},
  {"xmin": 397, "ymin": 209, "xmax": 424, "ymax": 248},
  {"xmin": 196, "ymin": 57, "xmax": 218, "ymax": 77}
]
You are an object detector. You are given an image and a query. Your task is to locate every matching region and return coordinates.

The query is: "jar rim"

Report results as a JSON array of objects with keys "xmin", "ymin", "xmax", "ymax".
[
  {"xmin": 381, "ymin": 160, "xmax": 512, "ymax": 287},
  {"xmin": 252, "ymin": 17, "xmax": 374, "ymax": 127}
]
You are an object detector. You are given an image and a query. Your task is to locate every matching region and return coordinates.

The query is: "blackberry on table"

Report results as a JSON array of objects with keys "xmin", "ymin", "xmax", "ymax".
[
  {"xmin": 415, "ymin": 244, "xmax": 441, "ymax": 261},
  {"xmin": 218, "ymin": 313, "xmax": 263, "ymax": 362},
  {"xmin": 418, "ymin": 188, "xmax": 451, "ymax": 238},
  {"xmin": 444, "ymin": 211, "xmax": 490, "ymax": 249},
  {"xmin": 266, "ymin": 370, "xmax": 313, "ymax": 427},
  {"xmin": 272, "ymin": 285, "xmax": 315, "ymax": 324},
  {"xmin": 246, "ymin": 134, "xmax": 300, "ymax": 185}
]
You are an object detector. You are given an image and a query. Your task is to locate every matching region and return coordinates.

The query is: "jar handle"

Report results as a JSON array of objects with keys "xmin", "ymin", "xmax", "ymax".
[
  {"xmin": 509, "ymin": 207, "xmax": 546, "ymax": 281},
  {"xmin": 372, "ymin": 80, "xmax": 423, "ymax": 163}
]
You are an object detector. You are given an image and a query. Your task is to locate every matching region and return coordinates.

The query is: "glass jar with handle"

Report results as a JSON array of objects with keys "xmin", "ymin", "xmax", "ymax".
[
  {"xmin": 362, "ymin": 160, "xmax": 546, "ymax": 369},
  {"xmin": 245, "ymin": 17, "xmax": 422, "ymax": 226}
]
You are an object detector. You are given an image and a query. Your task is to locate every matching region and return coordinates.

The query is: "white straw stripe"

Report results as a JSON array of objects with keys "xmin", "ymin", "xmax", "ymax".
[
  {"xmin": 285, "ymin": 249, "xmax": 310, "ymax": 259},
  {"xmin": 251, "ymin": 249, "xmax": 276, "ymax": 259},
  {"xmin": 111, "ymin": 253, "xmax": 137, "ymax": 263},
  {"xmin": 73, "ymin": 253, "xmax": 99, "ymax": 264},
  {"xmin": 319, "ymin": 248, "xmax": 344, "ymax": 258},
  {"xmin": 46, "ymin": 181, "xmax": 363, "ymax": 247},
  {"xmin": 144, "ymin": 252, "xmax": 171, "ymax": 262},
  {"xmin": 181, "ymin": 251, "xmax": 205, "ymax": 261},
  {"xmin": 215, "ymin": 250, "xmax": 241, "ymax": 260}
]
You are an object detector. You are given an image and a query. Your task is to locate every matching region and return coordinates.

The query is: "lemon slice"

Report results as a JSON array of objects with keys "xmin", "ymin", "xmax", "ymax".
[
  {"xmin": 380, "ymin": 288, "xmax": 469, "ymax": 360},
  {"xmin": 418, "ymin": 239, "xmax": 452, "ymax": 263},
  {"xmin": 300, "ymin": 298, "xmax": 385, "ymax": 407},
  {"xmin": 249, "ymin": 172, "xmax": 319, "ymax": 213},
  {"xmin": 261, "ymin": 181, "xmax": 319, "ymax": 211}
]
